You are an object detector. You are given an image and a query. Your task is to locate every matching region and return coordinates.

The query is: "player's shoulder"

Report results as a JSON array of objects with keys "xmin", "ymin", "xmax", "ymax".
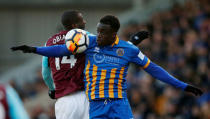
[
  {"xmin": 117, "ymin": 39, "xmax": 140, "ymax": 58},
  {"xmin": 118, "ymin": 39, "xmax": 140, "ymax": 56},
  {"xmin": 81, "ymin": 30, "xmax": 96, "ymax": 43},
  {"xmin": 46, "ymin": 31, "xmax": 68, "ymax": 46},
  {"xmin": 87, "ymin": 34, "xmax": 97, "ymax": 46},
  {"xmin": 87, "ymin": 33, "xmax": 96, "ymax": 39},
  {"xmin": 119, "ymin": 39, "xmax": 139, "ymax": 51}
]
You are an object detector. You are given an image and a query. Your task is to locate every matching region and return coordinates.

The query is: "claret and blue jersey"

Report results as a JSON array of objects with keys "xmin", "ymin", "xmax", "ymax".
[{"xmin": 68, "ymin": 35, "xmax": 150, "ymax": 100}]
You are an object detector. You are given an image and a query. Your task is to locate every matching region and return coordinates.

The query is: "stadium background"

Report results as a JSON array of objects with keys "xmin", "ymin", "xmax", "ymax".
[{"xmin": 0, "ymin": 0, "xmax": 209, "ymax": 118}]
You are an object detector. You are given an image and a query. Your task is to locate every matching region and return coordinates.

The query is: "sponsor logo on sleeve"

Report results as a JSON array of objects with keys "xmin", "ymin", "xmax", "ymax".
[{"xmin": 138, "ymin": 51, "xmax": 145, "ymax": 60}]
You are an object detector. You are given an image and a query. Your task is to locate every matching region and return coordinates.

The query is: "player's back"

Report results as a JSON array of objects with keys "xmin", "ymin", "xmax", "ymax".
[{"xmin": 46, "ymin": 31, "xmax": 85, "ymax": 98}]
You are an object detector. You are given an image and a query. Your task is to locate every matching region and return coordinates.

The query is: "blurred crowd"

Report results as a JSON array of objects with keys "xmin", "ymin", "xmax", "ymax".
[
  {"xmin": 9, "ymin": 69, "xmax": 56, "ymax": 119},
  {"xmin": 122, "ymin": 0, "xmax": 210, "ymax": 119},
  {"xmin": 7, "ymin": 0, "xmax": 210, "ymax": 119}
]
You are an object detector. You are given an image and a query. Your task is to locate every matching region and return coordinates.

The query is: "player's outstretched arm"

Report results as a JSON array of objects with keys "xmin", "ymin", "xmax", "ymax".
[
  {"xmin": 144, "ymin": 61, "xmax": 203, "ymax": 96},
  {"xmin": 10, "ymin": 45, "xmax": 36, "ymax": 53},
  {"xmin": 129, "ymin": 34, "xmax": 202, "ymax": 96},
  {"xmin": 11, "ymin": 44, "xmax": 71, "ymax": 57},
  {"xmin": 129, "ymin": 31, "xmax": 149, "ymax": 45}
]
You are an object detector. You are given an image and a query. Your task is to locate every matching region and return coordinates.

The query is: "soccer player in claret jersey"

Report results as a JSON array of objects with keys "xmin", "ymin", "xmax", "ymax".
[
  {"xmin": 41, "ymin": 10, "xmax": 90, "ymax": 119},
  {"xmin": 11, "ymin": 15, "xmax": 202, "ymax": 119}
]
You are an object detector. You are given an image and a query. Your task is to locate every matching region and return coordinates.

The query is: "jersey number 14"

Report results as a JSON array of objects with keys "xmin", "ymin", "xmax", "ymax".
[{"xmin": 55, "ymin": 55, "xmax": 77, "ymax": 70}]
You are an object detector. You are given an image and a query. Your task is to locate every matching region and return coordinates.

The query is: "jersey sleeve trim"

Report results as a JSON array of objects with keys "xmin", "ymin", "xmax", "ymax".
[{"xmin": 143, "ymin": 59, "xmax": 151, "ymax": 69}]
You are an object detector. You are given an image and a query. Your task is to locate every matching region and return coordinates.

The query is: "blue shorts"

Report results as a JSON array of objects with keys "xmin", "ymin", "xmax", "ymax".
[{"xmin": 89, "ymin": 98, "xmax": 134, "ymax": 119}]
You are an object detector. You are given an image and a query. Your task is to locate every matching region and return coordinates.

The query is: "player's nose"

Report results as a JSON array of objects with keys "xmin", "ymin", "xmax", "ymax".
[{"xmin": 97, "ymin": 32, "xmax": 102, "ymax": 39}]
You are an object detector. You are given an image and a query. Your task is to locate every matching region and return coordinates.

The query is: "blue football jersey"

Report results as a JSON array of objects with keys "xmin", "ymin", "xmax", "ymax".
[{"xmin": 83, "ymin": 35, "xmax": 150, "ymax": 100}]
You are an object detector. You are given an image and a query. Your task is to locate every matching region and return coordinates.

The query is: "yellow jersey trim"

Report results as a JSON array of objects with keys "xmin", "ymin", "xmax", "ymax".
[
  {"xmin": 111, "ymin": 36, "xmax": 119, "ymax": 47},
  {"xmin": 143, "ymin": 59, "xmax": 151, "ymax": 69}
]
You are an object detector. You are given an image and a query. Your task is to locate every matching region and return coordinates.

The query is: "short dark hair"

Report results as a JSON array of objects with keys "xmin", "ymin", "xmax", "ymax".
[
  {"xmin": 100, "ymin": 15, "xmax": 120, "ymax": 32},
  {"xmin": 61, "ymin": 10, "xmax": 80, "ymax": 30}
]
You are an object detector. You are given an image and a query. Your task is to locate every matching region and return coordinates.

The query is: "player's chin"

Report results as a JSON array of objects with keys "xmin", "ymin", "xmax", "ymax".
[{"xmin": 97, "ymin": 40, "xmax": 103, "ymax": 46}]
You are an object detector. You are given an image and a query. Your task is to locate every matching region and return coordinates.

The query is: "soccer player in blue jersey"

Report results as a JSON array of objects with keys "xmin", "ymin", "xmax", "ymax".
[
  {"xmin": 41, "ymin": 11, "xmax": 148, "ymax": 119},
  {"xmin": 11, "ymin": 15, "xmax": 202, "ymax": 119}
]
